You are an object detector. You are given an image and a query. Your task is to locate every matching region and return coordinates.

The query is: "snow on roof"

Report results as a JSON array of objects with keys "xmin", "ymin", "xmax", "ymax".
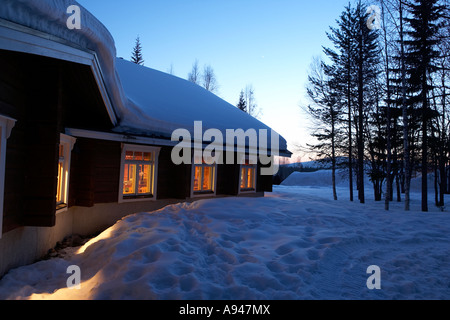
[
  {"xmin": 0, "ymin": 0, "xmax": 288, "ymax": 153},
  {"xmin": 114, "ymin": 58, "xmax": 288, "ymax": 152}
]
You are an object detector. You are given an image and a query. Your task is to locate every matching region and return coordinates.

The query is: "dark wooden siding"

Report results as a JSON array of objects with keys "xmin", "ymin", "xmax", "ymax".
[
  {"xmin": 22, "ymin": 59, "xmax": 61, "ymax": 227},
  {"xmin": 93, "ymin": 140, "xmax": 121, "ymax": 203},
  {"xmin": 216, "ymin": 164, "xmax": 240, "ymax": 196},
  {"xmin": 0, "ymin": 50, "xmax": 61, "ymax": 228},
  {"xmin": 0, "ymin": 49, "xmax": 115, "ymax": 232},
  {"xmin": 156, "ymin": 147, "xmax": 190, "ymax": 199},
  {"xmin": 257, "ymin": 161, "xmax": 273, "ymax": 193},
  {"xmin": 69, "ymin": 138, "xmax": 121, "ymax": 207},
  {"xmin": 1, "ymin": 50, "xmax": 28, "ymax": 232}
]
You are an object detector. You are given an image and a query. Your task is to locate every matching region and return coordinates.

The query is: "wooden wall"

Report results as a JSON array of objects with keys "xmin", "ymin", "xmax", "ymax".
[
  {"xmin": 157, "ymin": 147, "xmax": 191, "ymax": 199},
  {"xmin": 69, "ymin": 138, "xmax": 121, "ymax": 208},
  {"xmin": 217, "ymin": 164, "xmax": 240, "ymax": 196},
  {"xmin": 0, "ymin": 50, "xmax": 27, "ymax": 232},
  {"xmin": 0, "ymin": 49, "xmax": 114, "ymax": 232},
  {"xmin": 0, "ymin": 50, "xmax": 60, "ymax": 229}
]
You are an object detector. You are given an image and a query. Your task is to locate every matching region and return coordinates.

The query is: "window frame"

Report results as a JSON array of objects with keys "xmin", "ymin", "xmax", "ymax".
[
  {"xmin": 239, "ymin": 159, "xmax": 257, "ymax": 194},
  {"xmin": 190, "ymin": 153, "xmax": 218, "ymax": 198},
  {"xmin": 118, "ymin": 144, "xmax": 160, "ymax": 203},
  {"xmin": 56, "ymin": 133, "xmax": 77, "ymax": 213},
  {"xmin": 0, "ymin": 114, "xmax": 16, "ymax": 238}
]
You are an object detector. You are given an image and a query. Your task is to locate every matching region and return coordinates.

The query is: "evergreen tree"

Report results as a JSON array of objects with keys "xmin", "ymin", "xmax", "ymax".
[
  {"xmin": 323, "ymin": 3, "xmax": 358, "ymax": 201},
  {"xmin": 404, "ymin": 0, "xmax": 445, "ymax": 211},
  {"xmin": 131, "ymin": 36, "xmax": 144, "ymax": 65},
  {"xmin": 236, "ymin": 90, "xmax": 247, "ymax": 112},
  {"xmin": 354, "ymin": 1, "xmax": 382, "ymax": 204},
  {"xmin": 323, "ymin": 2, "xmax": 381, "ymax": 203}
]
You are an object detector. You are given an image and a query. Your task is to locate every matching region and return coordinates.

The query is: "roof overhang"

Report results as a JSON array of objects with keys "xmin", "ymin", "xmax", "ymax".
[{"xmin": 0, "ymin": 18, "xmax": 118, "ymax": 126}]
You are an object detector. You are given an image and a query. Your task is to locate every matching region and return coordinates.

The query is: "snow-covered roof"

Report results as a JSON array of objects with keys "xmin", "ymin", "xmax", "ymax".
[
  {"xmin": 114, "ymin": 59, "xmax": 288, "ymax": 152},
  {"xmin": 0, "ymin": 0, "xmax": 289, "ymax": 154}
]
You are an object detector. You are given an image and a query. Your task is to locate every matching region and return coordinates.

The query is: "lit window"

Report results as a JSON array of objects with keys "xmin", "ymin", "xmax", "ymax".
[
  {"xmin": 119, "ymin": 144, "xmax": 160, "ymax": 202},
  {"xmin": 0, "ymin": 114, "xmax": 16, "ymax": 239},
  {"xmin": 192, "ymin": 156, "xmax": 216, "ymax": 196},
  {"xmin": 240, "ymin": 160, "xmax": 256, "ymax": 192},
  {"xmin": 56, "ymin": 134, "xmax": 76, "ymax": 211}
]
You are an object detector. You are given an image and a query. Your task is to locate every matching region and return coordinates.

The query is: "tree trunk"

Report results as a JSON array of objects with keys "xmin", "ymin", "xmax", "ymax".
[
  {"xmin": 439, "ymin": 70, "xmax": 447, "ymax": 203},
  {"xmin": 384, "ymin": 4, "xmax": 392, "ymax": 210},
  {"xmin": 331, "ymin": 106, "xmax": 338, "ymax": 201},
  {"xmin": 357, "ymin": 24, "xmax": 365, "ymax": 204},
  {"xmin": 348, "ymin": 73, "xmax": 354, "ymax": 202},
  {"xmin": 421, "ymin": 77, "xmax": 428, "ymax": 212},
  {"xmin": 400, "ymin": 1, "xmax": 411, "ymax": 211}
]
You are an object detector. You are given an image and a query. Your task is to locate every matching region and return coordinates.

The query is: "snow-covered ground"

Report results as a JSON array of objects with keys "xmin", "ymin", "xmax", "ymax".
[{"xmin": 0, "ymin": 171, "xmax": 449, "ymax": 300}]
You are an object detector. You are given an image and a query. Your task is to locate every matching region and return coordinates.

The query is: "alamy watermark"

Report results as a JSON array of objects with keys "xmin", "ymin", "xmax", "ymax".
[
  {"xmin": 367, "ymin": 5, "xmax": 382, "ymax": 30},
  {"xmin": 171, "ymin": 121, "xmax": 280, "ymax": 176},
  {"xmin": 366, "ymin": 265, "xmax": 381, "ymax": 290},
  {"xmin": 66, "ymin": 5, "xmax": 81, "ymax": 30},
  {"xmin": 66, "ymin": 265, "xmax": 81, "ymax": 289}
]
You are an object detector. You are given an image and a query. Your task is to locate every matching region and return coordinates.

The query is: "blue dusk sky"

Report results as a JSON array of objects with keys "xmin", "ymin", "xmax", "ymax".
[{"xmin": 77, "ymin": 0, "xmax": 354, "ymax": 161}]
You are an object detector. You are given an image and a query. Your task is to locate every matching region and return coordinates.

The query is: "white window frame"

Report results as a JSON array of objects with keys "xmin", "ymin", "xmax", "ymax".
[
  {"xmin": 190, "ymin": 153, "xmax": 218, "ymax": 198},
  {"xmin": 56, "ymin": 133, "xmax": 77, "ymax": 214},
  {"xmin": 118, "ymin": 144, "xmax": 160, "ymax": 203},
  {"xmin": 0, "ymin": 114, "xmax": 16, "ymax": 238},
  {"xmin": 239, "ymin": 159, "xmax": 257, "ymax": 194}
]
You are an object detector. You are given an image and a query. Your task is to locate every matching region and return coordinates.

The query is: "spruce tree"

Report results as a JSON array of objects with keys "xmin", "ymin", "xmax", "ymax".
[
  {"xmin": 354, "ymin": 1, "xmax": 381, "ymax": 204},
  {"xmin": 236, "ymin": 90, "xmax": 247, "ymax": 112},
  {"xmin": 404, "ymin": 0, "xmax": 444, "ymax": 211},
  {"xmin": 323, "ymin": 3, "xmax": 358, "ymax": 202},
  {"xmin": 131, "ymin": 36, "xmax": 144, "ymax": 65}
]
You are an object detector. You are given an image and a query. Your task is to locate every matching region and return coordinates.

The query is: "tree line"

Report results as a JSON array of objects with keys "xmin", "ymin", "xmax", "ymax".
[{"xmin": 304, "ymin": 0, "xmax": 449, "ymax": 211}]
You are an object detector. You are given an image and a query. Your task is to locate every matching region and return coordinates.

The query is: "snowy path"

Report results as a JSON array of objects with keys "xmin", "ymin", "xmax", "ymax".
[{"xmin": 0, "ymin": 184, "xmax": 449, "ymax": 300}]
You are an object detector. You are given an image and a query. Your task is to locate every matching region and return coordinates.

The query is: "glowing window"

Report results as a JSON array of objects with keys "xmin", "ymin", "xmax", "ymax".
[
  {"xmin": 123, "ymin": 151, "xmax": 153, "ymax": 196},
  {"xmin": 192, "ymin": 157, "xmax": 216, "ymax": 194},
  {"xmin": 56, "ymin": 134, "xmax": 76, "ymax": 210},
  {"xmin": 120, "ymin": 145, "xmax": 160, "ymax": 202},
  {"xmin": 240, "ymin": 161, "xmax": 256, "ymax": 191}
]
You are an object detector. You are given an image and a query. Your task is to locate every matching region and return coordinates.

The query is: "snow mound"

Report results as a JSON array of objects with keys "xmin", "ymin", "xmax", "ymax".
[
  {"xmin": 1, "ymin": 187, "xmax": 450, "ymax": 300},
  {"xmin": 281, "ymin": 170, "xmax": 348, "ymax": 188}
]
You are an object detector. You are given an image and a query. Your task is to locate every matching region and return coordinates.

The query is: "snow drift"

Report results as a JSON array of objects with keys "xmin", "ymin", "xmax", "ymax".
[
  {"xmin": 281, "ymin": 170, "xmax": 349, "ymax": 188},
  {"xmin": 0, "ymin": 182, "xmax": 449, "ymax": 300},
  {"xmin": 281, "ymin": 169, "xmax": 437, "ymax": 194}
]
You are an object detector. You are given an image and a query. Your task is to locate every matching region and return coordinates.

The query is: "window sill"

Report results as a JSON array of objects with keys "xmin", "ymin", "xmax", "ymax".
[
  {"xmin": 119, "ymin": 195, "xmax": 156, "ymax": 203},
  {"xmin": 56, "ymin": 204, "xmax": 68, "ymax": 215},
  {"xmin": 239, "ymin": 188, "xmax": 256, "ymax": 194},
  {"xmin": 192, "ymin": 191, "xmax": 215, "ymax": 198}
]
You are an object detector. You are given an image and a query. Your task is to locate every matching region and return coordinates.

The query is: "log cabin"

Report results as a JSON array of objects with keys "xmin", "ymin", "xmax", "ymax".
[{"xmin": 0, "ymin": 0, "xmax": 290, "ymax": 277}]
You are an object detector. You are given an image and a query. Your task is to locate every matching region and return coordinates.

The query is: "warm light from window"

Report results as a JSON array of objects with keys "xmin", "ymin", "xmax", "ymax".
[
  {"xmin": 240, "ymin": 162, "xmax": 256, "ymax": 191},
  {"xmin": 123, "ymin": 163, "xmax": 136, "ymax": 195},
  {"xmin": 203, "ymin": 166, "xmax": 212, "ymax": 190},
  {"xmin": 56, "ymin": 144, "xmax": 65, "ymax": 204},
  {"xmin": 122, "ymin": 150, "xmax": 153, "ymax": 196},
  {"xmin": 193, "ymin": 158, "xmax": 215, "ymax": 194}
]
